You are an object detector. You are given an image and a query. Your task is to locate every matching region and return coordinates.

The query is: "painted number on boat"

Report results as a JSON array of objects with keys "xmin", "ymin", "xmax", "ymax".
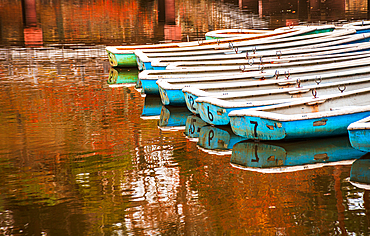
[
  {"xmin": 207, "ymin": 106, "xmax": 214, "ymax": 121},
  {"xmin": 250, "ymin": 121, "xmax": 258, "ymax": 137},
  {"xmin": 187, "ymin": 95, "xmax": 196, "ymax": 111}
]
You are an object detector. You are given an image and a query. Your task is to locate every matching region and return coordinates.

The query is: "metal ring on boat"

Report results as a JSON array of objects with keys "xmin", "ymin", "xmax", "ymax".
[
  {"xmin": 217, "ymin": 39, "xmax": 220, "ymax": 45},
  {"xmin": 253, "ymin": 47, "xmax": 257, "ymax": 54},
  {"xmin": 315, "ymin": 76, "xmax": 322, "ymax": 85},
  {"xmin": 312, "ymin": 89, "xmax": 318, "ymax": 98},
  {"xmin": 258, "ymin": 64, "xmax": 265, "ymax": 72},
  {"xmin": 248, "ymin": 59, "xmax": 254, "ymax": 66},
  {"xmin": 338, "ymin": 85, "xmax": 346, "ymax": 93},
  {"xmin": 198, "ymin": 39, "xmax": 203, "ymax": 45},
  {"xmin": 239, "ymin": 65, "xmax": 247, "ymax": 72},
  {"xmin": 245, "ymin": 52, "xmax": 249, "ymax": 59},
  {"xmin": 285, "ymin": 71, "xmax": 290, "ymax": 79},
  {"xmin": 260, "ymin": 57, "xmax": 263, "ymax": 65},
  {"xmin": 234, "ymin": 47, "xmax": 239, "ymax": 54},
  {"xmin": 229, "ymin": 43, "xmax": 234, "ymax": 49},
  {"xmin": 296, "ymin": 79, "xmax": 301, "ymax": 88},
  {"xmin": 276, "ymin": 50, "xmax": 282, "ymax": 59},
  {"xmin": 275, "ymin": 70, "xmax": 279, "ymax": 79}
]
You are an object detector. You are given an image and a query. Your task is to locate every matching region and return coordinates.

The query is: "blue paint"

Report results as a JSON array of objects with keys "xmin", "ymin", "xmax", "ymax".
[
  {"xmin": 159, "ymin": 87, "xmax": 186, "ymax": 106},
  {"xmin": 143, "ymin": 61, "xmax": 154, "ymax": 70},
  {"xmin": 231, "ymin": 135, "xmax": 366, "ymax": 169},
  {"xmin": 197, "ymin": 101, "xmax": 247, "ymax": 125},
  {"xmin": 152, "ymin": 65, "xmax": 167, "ymax": 70},
  {"xmin": 183, "ymin": 92, "xmax": 199, "ymax": 114},
  {"xmin": 230, "ymin": 111, "xmax": 370, "ymax": 140},
  {"xmin": 141, "ymin": 79, "xmax": 160, "ymax": 95},
  {"xmin": 348, "ymin": 128, "xmax": 370, "ymax": 152}
]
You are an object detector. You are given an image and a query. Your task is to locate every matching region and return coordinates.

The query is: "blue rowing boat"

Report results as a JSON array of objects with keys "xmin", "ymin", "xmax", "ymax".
[{"xmin": 229, "ymin": 87, "xmax": 370, "ymax": 140}]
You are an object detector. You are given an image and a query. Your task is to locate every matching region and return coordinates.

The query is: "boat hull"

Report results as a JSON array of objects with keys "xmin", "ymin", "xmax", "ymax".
[
  {"xmin": 348, "ymin": 116, "xmax": 370, "ymax": 152},
  {"xmin": 159, "ymin": 86, "xmax": 185, "ymax": 106},
  {"xmin": 107, "ymin": 50, "xmax": 137, "ymax": 68},
  {"xmin": 230, "ymin": 111, "xmax": 370, "ymax": 140},
  {"xmin": 197, "ymin": 102, "xmax": 248, "ymax": 125}
]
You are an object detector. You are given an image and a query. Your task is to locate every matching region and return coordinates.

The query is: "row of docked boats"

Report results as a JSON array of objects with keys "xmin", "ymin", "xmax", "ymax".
[{"xmin": 106, "ymin": 21, "xmax": 370, "ymax": 155}]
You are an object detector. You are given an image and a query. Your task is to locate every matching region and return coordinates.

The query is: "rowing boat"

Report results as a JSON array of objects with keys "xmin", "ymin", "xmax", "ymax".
[
  {"xmin": 106, "ymin": 25, "xmax": 329, "ymax": 68},
  {"xmin": 205, "ymin": 28, "xmax": 274, "ymax": 40},
  {"xmin": 156, "ymin": 50, "xmax": 370, "ymax": 106},
  {"xmin": 228, "ymin": 86, "xmax": 370, "ymax": 140},
  {"xmin": 136, "ymin": 27, "xmax": 353, "ymax": 70},
  {"xmin": 230, "ymin": 136, "xmax": 364, "ymax": 173},
  {"xmin": 196, "ymin": 76, "xmax": 370, "ymax": 126},
  {"xmin": 139, "ymin": 39, "xmax": 370, "ymax": 95}
]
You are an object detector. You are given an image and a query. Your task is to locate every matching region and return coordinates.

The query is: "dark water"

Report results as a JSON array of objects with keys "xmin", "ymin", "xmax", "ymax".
[{"xmin": 1, "ymin": 0, "xmax": 370, "ymax": 235}]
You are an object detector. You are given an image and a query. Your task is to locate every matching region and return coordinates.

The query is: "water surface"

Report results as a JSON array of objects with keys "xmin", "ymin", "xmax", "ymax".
[{"xmin": 1, "ymin": 0, "xmax": 370, "ymax": 235}]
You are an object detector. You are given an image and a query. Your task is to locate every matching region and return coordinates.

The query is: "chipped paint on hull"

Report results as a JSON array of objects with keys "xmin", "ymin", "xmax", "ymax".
[{"xmin": 231, "ymin": 111, "xmax": 370, "ymax": 140}]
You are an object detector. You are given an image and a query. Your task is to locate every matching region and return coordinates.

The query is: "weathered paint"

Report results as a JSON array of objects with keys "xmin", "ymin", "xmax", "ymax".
[
  {"xmin": 197, "ymin": 101, "xmax": 247, "ymax": 125},
  {"xmin": 348, "ymin": 129, "xmax": 370, "ymax": 152},
  {"xmin": 230, "ymin": 111, "xmax": 370, "ymax": 140},
  {"xmin": 141, "ymin": 79, "xmax": 160, "ymax": 95},
  {"xmin": 348, "ymin": 116, "xmax": 370, "ymax": 152},
  {"xmin": 231, "ymin": 135, "xmax": 365, "ymax": 170},
  {"xmin": 158, "ymin": 86, "xmax": 186, "ymax": 106},
  {"xmin": 107, "ymin": 51, "xmax": 137, "ymax": 68},
  {"xmin": 183, "ymin": 92, "xmax": 199, "ymax": 114}
]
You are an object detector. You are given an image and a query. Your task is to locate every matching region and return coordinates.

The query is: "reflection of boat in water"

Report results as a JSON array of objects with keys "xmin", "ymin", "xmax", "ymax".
[
  {"xmin": 158, "ymin": 106, "xmax": 192, "ymax": 131},
  {"xmin": 197, "ymin": 125, "xmax": 249, "ymax": 155},
  {"xmin": 231, "ymin": 135, "xmax": 366, "ymax": 173},
  {"xmin": 107, "ymin": 67, "xmax": 139, "ymax": 87},
  {"xmin": 350, "ymin": 153, "xmax": 370, "ymax": 190},
  {"xmin": 184, "ymin": 115, "xmax": 208, "ymax": 141},
  {"xmin": 141, "ymin": 95, "xmax": 163, "ymax": 119}
]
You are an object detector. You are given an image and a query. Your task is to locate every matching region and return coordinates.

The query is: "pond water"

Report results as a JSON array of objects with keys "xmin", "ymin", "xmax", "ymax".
[{"xmin": 1, "ymin": 0, "xmax": 370, "ymax": 235}]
